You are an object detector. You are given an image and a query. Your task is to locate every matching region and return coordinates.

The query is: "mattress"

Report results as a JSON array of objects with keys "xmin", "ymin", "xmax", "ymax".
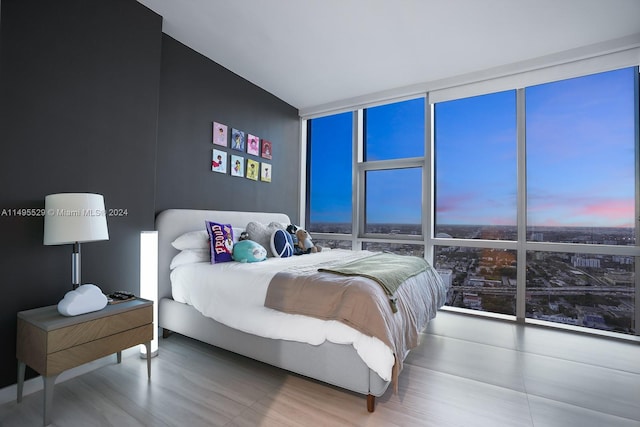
[{"xmin": 170, "ymin": 249, "xmax": 447, "ymax": 381}]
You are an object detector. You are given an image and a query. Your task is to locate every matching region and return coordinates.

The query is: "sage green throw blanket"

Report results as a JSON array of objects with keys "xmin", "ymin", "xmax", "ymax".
[{"xmin": 318, "ymin": 253, "xmax": 430, "ymax": 312}]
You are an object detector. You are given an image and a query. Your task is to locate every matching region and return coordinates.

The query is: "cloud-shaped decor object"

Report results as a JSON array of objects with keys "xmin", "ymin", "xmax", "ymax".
[{"xmin": 57, "ymin": 284, "xmax": 108, "ymax": 316}]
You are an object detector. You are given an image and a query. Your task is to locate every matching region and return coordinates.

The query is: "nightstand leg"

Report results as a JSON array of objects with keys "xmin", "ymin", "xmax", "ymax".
[
  {"xmin": 117, "ymin": 351, "xmax": 122, "ymax": 364},
  {"xmin": 17, "ymin": 361, "xmax": 25, "ymax": 402},
  {"xmin": 145, "ymin": 342, "xmax": 151, "ymax": 379},
  {"xmin": 43, "ymin": 374, "xmax": 57, "ymax": 426}
]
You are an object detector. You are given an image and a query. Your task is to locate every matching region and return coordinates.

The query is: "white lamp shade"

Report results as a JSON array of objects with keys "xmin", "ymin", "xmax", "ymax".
[{"xmin": 43, "ymin": 193, "xmax": 109, "ymax": 245}]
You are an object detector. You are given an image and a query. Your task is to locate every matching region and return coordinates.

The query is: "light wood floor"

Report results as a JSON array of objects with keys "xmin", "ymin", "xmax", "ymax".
[{"xmin": 1, "ymin": 311, "xmax": 638, "ymax": 427}]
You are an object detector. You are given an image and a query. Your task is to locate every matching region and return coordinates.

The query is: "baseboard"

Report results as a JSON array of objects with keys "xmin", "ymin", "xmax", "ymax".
[{"xmin": 0, "ymin": 347, "xmax": 140, "ymax": 405}]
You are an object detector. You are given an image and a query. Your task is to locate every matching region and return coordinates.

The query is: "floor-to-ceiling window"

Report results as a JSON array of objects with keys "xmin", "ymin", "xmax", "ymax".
[
  {"xmin": 305, "ymin": 66, "xmax": 639, "ymax": 336},
  {"xmin": 361, "ymin": 98, "xmax": 425, "ymax": 257},
  {"xmin": 307, "ymin": 111, "xmax": 353, "ymax": 249},
  {"xmin": 433, "ymin": 90, "xmax": 518, "ymax": 316},
  {"xmin": 523, "ymin": 68, "xmax": 637, "ymax": 334}
]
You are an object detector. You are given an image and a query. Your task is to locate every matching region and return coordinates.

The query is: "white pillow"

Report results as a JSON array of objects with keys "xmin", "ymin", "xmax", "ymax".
[
  {"xmin": 171, "ymin": 230, "xmax": 209, "ymax": 250},
  {"xmin": 170, "ymin": 249, "xmax": 210, "ymax": 269},
  {"xmin": 171, "ymin": 227, "xmax": 245, "ymax": 250},
  {"xmin": 232, "ymin": 227, "xmax": 245, "ymax": 243}
]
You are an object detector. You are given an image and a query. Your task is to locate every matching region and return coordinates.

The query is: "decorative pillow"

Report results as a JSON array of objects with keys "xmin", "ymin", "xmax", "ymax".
[
  {"xmin": 171, "ymin": 230, "xmax": 209, "ymax": 250},
  {"xmin": 232, "ymin": 227, "xmax": 245, "ymax": 243},
  {"xmin": 232, "ymin": 240, "xmax": 267, "ymax": 263},
  {"xmin": 245, "ymin": 221, "xmax": 285, "ymax": 257},
  {"xmin": 271, "ymin": 229, "xmax": 294, "ymax": 258},
  {"xmin": 169, "ymin": 249, "xmax": 209, "ymax": 269},
  {"xmin": 205, "ymin": 221, "xmax": 234, "ymax": 263}
]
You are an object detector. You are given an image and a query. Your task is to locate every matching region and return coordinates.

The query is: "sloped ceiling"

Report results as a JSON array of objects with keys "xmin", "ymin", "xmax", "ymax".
[{"xmin": 138, "ymin": 0, "xmax": 640, "ymax": 113}]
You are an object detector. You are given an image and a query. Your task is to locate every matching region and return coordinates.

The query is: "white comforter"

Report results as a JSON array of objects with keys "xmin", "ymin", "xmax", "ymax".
[{"xmin": 171, "ymin": 249, "xmax": 423, "ymax": 381}]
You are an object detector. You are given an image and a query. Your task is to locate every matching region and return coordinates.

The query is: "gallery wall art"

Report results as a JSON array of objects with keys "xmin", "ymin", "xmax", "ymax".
[
  {"xmin": 211, "ymin": 121, "xmax": 273, "ymax": 183},
  {"xmin": 213, "ymin": 122, "xmax": 228, "ymax": 146},
  {"xmin": 212, "ymin": 149, "xmax": 227, "ymax": 173}
]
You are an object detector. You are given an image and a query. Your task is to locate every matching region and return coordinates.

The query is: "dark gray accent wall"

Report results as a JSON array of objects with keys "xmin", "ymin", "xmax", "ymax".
[
  {"xmin": 0, "ymin": 0, "xmax": 162, "ymax": 388},
  {"xmin": 0, "ymin": 0, "xmax": 301, "ymax": 390},
  {"xmin": 155, "ymin": 35, "xmax": 300, "ymax": 218}
]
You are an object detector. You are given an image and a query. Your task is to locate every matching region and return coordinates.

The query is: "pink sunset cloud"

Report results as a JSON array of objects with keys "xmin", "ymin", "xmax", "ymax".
[
  {"xmin": 530, "ymin": 197, "xmax": 635, "ymax": 228},
  {"xmin": 571, "ymin": 199, "xmax": 635, "ymax": 226},
  {"xmin": 436, "ymin": 193, "xmax": 475, "ymax": 213}
]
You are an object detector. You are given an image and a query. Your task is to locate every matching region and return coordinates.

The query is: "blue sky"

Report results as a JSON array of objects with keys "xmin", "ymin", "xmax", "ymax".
[
  {"xmin": 310, "ymin": 67, "xmax": 637, "ymax": 228},
  {"xmin": 309, "ymin": 112, "xmax": 353, "ymax": 223},
  {"xmin": 525, "ymin": 68, "xmax": 636, "ymax": 228},
  {"xmin": 435, "ymin": 90, "xmax": 517, "ymax": 226}
]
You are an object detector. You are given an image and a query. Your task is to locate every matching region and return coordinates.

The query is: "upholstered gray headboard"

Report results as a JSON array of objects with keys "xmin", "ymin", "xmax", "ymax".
[{"xmin": 155, "ymin": 209, "xmax": 291, "ymax": 300}]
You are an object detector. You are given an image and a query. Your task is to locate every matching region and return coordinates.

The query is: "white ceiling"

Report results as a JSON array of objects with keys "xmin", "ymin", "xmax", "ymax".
[{"xmin": 137, "ymin": 0, "xmax": 640, "ymax": 114}]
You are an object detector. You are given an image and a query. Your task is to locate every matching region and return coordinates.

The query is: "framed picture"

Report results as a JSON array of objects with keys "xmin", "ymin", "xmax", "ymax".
[
  {"xmin": 231, "ymin": 155, "xmax": 244, "ymax": 177},
  {"xmin": 211, "ymin": 149, "xmax": 227, "ymax": 173},
  {"xmin": 212, "ymin": 122, "xmax": 228, "ymax": 146},
  {"xmin": 261, "ymin": 140, "xmax": 272, "ymax": 159},
  {"xmin": 246, "ymin": 159, "xmax": 259, "ymax": 181},
  {"xmin": 231, "ymin": 128, "xmax": 245, "ymax": 152},
  {"xmin": 247, "ymin": 134, "xmax": 260, "ymax": 156},
  {"xmin": 260, "ymin": 162, "xmax": 272, "ymax": 183}
]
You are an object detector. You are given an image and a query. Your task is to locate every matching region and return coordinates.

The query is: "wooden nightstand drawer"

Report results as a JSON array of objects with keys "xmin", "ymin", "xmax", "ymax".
[
  {"xmin": 48, "ymin": 304, "xmax": 152, "ymax": 352},
  {"xmin": 47, "ymin": 323, "xmax": 153, "ymax": 374}
]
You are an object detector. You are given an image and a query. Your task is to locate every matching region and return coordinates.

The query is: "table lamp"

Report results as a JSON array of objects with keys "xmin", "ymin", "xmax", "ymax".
[{"xmin": 43, "ymin": 193, "xmax": 109, "ymax": 290}]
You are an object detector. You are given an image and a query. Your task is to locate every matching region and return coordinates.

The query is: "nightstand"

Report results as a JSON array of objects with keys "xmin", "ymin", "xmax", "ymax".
[{"xmin": 16, "ymin": 298, "xmax": 153, "ymax": 426}]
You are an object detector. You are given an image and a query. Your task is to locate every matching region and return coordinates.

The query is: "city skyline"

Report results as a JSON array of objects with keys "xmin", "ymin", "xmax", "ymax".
[
  {"xmin": 311, "ymin": 221, "xmax": 636, "ymax": 243},
  {"xmin": 313, "ymin": 224, "xmax": 636, "ymax": 335}
]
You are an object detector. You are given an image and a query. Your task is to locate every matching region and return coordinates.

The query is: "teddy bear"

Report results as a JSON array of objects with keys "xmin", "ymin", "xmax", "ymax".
[{"xmin": 286, "ymin": 224, "xmax": 321, "ymax": 255}]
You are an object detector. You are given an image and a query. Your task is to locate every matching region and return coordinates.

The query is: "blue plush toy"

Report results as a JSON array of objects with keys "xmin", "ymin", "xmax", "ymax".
[{"xmin": 232, "ymin": 240, "xmax": 267, "ymax": 263}]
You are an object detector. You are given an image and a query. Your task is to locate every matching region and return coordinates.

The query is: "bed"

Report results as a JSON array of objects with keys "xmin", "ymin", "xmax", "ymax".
[{"xmin": 156, "ymin": 209, "xmax": 448, "ymax": 412}]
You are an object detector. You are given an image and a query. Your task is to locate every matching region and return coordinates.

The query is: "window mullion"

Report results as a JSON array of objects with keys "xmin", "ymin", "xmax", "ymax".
[
  {"xmin": 516, "ymin": 88, "xmax": 527, "ymax": 322},
  {"xmin": 425, "ymin": 97, "xmax": 434, "ymax": 264},
  {"xmin": 353, "ymin": 110, "xmax": 363, "ymax": 249},
  {"xmin": 634, "ymin": 67, "xmax": 639, "ymax": 336}
]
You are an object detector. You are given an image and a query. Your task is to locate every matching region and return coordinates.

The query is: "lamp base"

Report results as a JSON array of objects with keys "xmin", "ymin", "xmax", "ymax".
[{"xmin": 72, "ymin": 242, "xmax": 81, "ymax": 290}]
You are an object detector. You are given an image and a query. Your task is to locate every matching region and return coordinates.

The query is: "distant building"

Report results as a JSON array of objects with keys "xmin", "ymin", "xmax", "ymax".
[
  {"xmin": 612, "ymin": 255, "xmax": 633, "ymax": 265},
  {"xmin": 530, "ymin": 232, "xmax": 544, "ymax": 241},
  {"xmin": 603, "ymin": 271, "xmax": 634, "ymax": 286},
  {"xmin": 436, "ymin": 269, "xmax": 453, "ymax": 287},
  {"xmin": 463, "ymin": 292, "xmax": 482, "ymax": 309},
  {"xmin": 581, "ymin": 313, "xmax": 607, "ymax": 329},
  {"xmin": 571, "ymin": 256, "xmax": 600, "ymax": 268},
  {"xmin": 468, "ymin": 277, "xmax": 484, "ymax": 287},
  {"xmin": 536, "ymin": 314, "xmax": 578, "ymax": 326}
]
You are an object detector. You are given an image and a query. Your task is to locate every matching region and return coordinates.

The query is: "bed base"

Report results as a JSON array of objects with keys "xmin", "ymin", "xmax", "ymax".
[
  {"xmin": 156, "ymin": 209, "xmax": 389, "ymax": 412},
  {"xmin": 161, "ymin": 324, "xmax": 377, "ymax": 411},
  {"xmin": 159, "ymin": 297, "xmax": 385, "ymax": 411}
]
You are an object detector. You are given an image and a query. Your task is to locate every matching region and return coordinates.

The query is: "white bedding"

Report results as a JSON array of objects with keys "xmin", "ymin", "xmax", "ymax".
[{"xmin": 171, "ymin": 249, "xmax": 435, "ymax": 381}]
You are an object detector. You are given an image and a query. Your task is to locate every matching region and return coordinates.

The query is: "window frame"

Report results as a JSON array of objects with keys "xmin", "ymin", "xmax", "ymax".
[
  {"xmin": 357, "ymin": 158, "xmax": 426, "ymax": 241},
  {"xmin": 358, "ymin": 96, "xmax": 428, "ymax": 242},
  {"xmin": 303, "ymin": 67, "xmax": 640, "ymax": 338}
]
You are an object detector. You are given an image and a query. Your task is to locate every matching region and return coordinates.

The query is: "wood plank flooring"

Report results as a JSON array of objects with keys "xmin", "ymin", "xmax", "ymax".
[{"xmin": 1, "ymin": 311, "xmax": 638, "ymax": 426}]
